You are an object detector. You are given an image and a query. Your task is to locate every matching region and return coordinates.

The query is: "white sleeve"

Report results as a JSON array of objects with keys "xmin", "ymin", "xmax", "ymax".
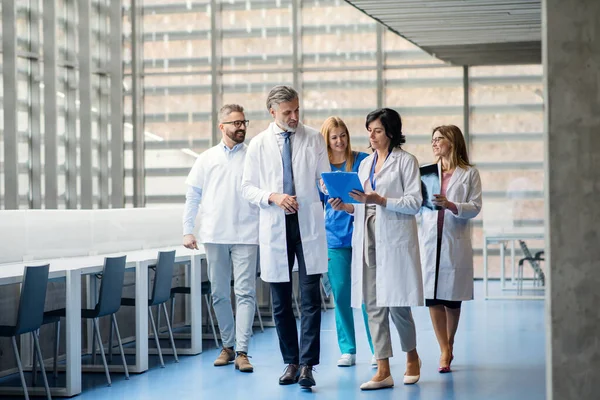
[
  {"xmin": 185, "ymin": 155, "xmax": 205, "ymax": 189},
  {"xmin": 455, "ymin": 168, "xmax": 482, "ymax": 219},
  {"xmin": 315, "ymin": 133, "xmax": 331, "ymax": 181},
  {"xmin": 384, "ymin": 154, "xmax": 423, "ymax": 215},
  {"xmin": 183, "ymin": 186, "xmax": 202, "ymax": 235},
  {"xmin": 241, "ymin": 139, "xmax": 272, "ymax": 209}
]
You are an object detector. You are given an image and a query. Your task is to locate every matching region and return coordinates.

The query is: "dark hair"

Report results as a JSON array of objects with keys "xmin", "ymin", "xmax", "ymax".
[{"xmin": 365, "ymin": 108, "xmax": 406, "ymax": 151}]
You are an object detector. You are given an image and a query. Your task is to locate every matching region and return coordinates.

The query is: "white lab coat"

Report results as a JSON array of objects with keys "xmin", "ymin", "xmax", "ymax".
[
  {"xmin": 350, "ymin": 148, "xmax": 424, "ymax": 308},
  {"xmin": 185, "ymin": 143, "xmax": 259, "ymax": 245},
  {"xmin": 419, "ymin": 162, "xmax": 482, "ymax": 301},
  {"xmin": 241, "ymin": 122, "xmax": 330, "ymax": 283}
]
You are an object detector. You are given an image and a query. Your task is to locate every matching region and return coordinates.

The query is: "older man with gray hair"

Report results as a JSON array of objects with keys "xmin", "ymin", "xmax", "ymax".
[
  {"xmin": 241, "ymin": 86, "xmax": 330, "ymax": 388},
  {"xmin": 183, "ymin": 104, "xmax": 259, "ymax": 373}
]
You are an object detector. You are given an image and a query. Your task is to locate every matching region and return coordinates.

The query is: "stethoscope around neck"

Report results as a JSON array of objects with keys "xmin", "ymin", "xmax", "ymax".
[{"xmin": 369, "ymin": 150, "xmax": 391, "ymax": 191}]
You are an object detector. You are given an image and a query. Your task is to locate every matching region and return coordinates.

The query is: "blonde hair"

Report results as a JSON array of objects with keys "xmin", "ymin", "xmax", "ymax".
[
  {"xmin": 432, "ymin": 125, "xmax": 473, "ymax": 169},
  {"xmin": 320, "ymin": 116, "xmax": 355, "ymax": 172}
]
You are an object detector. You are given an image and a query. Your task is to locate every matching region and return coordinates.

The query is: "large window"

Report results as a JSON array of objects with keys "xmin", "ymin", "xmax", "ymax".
[
  {"xmin": 1, "ymin": 0, "xmax": 126, "ymax": 210},
  {"xmin": 469, "ymin": 65, "xmax": 544, "ymax": 278},
  {"xmin": 141, "ymin": 0, "xmax": 212, "ymax": 206},
  {"xmin": 0, "ymin": 0, "xmax": 546, "ymax": 279}
]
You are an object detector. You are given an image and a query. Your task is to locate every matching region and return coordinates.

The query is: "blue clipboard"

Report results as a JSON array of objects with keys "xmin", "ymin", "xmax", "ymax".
[{"xmin": 321, "ymin": 172, "xmax": 364, "ymax": 204}]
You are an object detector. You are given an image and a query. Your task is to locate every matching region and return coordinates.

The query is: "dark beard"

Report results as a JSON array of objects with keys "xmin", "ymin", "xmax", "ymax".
[{"xmin": 228, "ymin": 130, "xmax": 246, "ymax": 144}]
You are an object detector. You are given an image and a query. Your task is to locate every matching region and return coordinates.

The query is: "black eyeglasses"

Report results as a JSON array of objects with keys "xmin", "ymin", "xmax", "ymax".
[{"xmin": 222, "ymin": 120, "xmax": 249, "ymax": 128}]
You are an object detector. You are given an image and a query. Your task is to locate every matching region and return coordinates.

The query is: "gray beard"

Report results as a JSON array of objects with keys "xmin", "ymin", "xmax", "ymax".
[{"xmin": 277, "ymin": 121, "xmax": 297, "ymax": 132}]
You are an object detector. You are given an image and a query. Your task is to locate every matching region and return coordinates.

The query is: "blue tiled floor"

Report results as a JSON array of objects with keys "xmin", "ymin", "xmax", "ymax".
[{"xmin": 1, "ymin": 282, "xmax": 546, "ymax": 399}]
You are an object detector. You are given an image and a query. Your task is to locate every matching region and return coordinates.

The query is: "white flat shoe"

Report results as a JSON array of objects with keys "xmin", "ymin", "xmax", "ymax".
[
  {"xmin": 360, "ymin": 375, "xmax": 394, "ymax": 390},
  {"xmin": 403, "ymin": 358, "xmax": 422, "ymax": 385},
  {"xmin": 337, "ymin": 353, "xmax": 356, "ymax": 367},
  {"xmin": 371, "ymin": 355, "xmax": 377, "ymax": 367}
]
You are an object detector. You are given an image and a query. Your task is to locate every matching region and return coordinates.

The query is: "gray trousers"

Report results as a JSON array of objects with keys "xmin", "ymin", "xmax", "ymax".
[
  {"xmin": 205, "ymin": 243, "xmax": 258, "ymax": 353},
  {"xmin": 363, "ymin": 205, "xmax": 417, "ymax": 359}
]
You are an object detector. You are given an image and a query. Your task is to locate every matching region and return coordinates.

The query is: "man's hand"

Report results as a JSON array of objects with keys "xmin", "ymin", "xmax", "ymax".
[
  {"xmin": 349, "ymin": 190, "xmax": 387, "ymax": 206},
  {"xmin": 269, "ymin": 193, "xmax": 299, "ymax": 213},
  {"xmin": 183, "ymin": 234, "xmax": 199, "ymax": 250},
  {"xmin": 329, "ymin": 198, "xmax": 354, "ymax": 214}
]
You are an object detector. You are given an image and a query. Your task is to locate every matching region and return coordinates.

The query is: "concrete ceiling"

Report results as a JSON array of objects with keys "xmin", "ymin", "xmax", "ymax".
[{"xmin": 344, "ymin": 0, "xmax": 541, "ymax": 66}]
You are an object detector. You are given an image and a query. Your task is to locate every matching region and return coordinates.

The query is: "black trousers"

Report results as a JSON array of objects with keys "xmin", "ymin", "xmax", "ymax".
[{"xmin": 270, "ymin": 213, "xmax": 321, "ymax": 366}]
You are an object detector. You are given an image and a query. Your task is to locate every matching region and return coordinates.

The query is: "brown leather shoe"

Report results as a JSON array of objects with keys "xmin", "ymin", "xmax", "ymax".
[
  {"xmin": 279, "ymin": 364, "xmax": 299, "ymax": 385},
  {"xmin": 214, "ymin": 347, "xmax": 235, "ymax": 366},
  {"xmin": 234, "ymin": 353, "xmax": 254, "ymax": 373}
]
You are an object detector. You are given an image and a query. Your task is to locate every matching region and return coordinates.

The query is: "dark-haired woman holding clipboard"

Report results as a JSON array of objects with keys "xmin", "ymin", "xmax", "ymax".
[{"xmin": 329, "ymin": 108, "xmax": 424, "ymax": 391}]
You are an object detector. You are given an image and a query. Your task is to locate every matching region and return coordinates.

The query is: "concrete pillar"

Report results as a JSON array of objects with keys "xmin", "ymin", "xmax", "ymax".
[{"xmin": 544, "ymin": 0, "xmax": 600, "ymax": 399}]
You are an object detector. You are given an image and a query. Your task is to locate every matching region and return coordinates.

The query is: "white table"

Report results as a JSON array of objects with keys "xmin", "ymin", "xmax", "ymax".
[
  {"xmin": 0, "ymin": 246, "xmax": 205, "ymax": 397},
  {"xmin": 483, "ymin": 229, "xmax": 545, "ymax": 300}
]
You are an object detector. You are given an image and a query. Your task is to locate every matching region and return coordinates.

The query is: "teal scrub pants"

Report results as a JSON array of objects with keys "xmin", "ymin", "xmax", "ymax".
[{"xmin": 327, "ymin": 247, "xmax": 374, "ymax": 355}]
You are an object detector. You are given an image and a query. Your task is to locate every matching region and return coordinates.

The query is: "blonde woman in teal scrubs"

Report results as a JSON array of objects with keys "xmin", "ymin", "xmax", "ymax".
[{"xmin": 320, "ymin": 116, "xmax": 374, "ymax": 367}]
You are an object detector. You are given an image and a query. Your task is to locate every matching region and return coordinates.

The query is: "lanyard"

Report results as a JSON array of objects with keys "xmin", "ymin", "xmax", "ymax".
[{"xmin": 369, "ymin": 151, "xmax": 390, "ymax": 190}]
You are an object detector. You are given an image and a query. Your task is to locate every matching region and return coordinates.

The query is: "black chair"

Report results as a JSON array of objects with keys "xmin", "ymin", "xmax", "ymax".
[
  {"xmin": 0, "ymin": 265, "xmax": 52, "ymax": 400},
  {"xmin": 517, "ymin": 240, "xmax": 546, "ymax": 294},
  {"xmin": 169, "ymin": 281, "xmax": 219, "ymax": 348},
  {"xmin": 42, "ymin": 256, "xmax": 129, "ymax": 387},
  {"xmin": 254, "ymin": 271, "xmax": 264, "ymax": 333},
  {"xmin": 120, "ymin": 250, "xmax": 178, "ymax": 368}
]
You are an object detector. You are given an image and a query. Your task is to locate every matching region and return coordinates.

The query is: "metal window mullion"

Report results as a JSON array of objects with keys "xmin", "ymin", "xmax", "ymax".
[
  {"xmin": 65, "ymin": 0, "xmax": 78, "ymax": 209},
  {"xmin": 79, "ymin": 0, "xmax": 94, "ymax": 209},
  {"xmin": 43, "ymin": 0, "xmax": 59, "ymax": 209},
  {"xmin": 292, "ymin": 0, "xmax": 302, "ymax": 115},
  {"xmin": 2, "ymin": 0, "xmax": 19, "ymax": 209},
  {"xmin": 29, "ymin": 0, "xmax": 43, "ymax": 209},
  {"xmin": 109, "ymin": 0, "xmax": 124, "ymax": 208},
  {"xmin": 376, "ymin": 23, "xmax": 384, "ymax": 108},
  {"xmin": 131, "ymin": 0, "xmax": 145, "ymax": 207},
  {"xmin": 210, "ymin": 0, "xmax": 222, "ymax": 147},
  {"xmin": 99, "ymin": 76, "xmax": 111, "ymax": 209},
  {"xmin": 97, "ymin": 1, "xmax": 110, "ymax": 209},
  {"xmin": 463, "ymin": 65, "xmax": 471, "ymax": 149}
]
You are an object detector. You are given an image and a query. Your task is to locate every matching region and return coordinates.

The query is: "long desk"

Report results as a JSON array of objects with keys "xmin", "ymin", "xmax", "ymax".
[
  {"xmin": 483, "ymin": 229, "xmax": 545, "ymax": 300},
  {"xmin": 0, "ymin": 246, "xmax": 205, "ymax": 397}
]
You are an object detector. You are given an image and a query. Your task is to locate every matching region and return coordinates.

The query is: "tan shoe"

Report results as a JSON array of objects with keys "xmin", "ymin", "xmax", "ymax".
[
  {"xmin": 214, "ymin": 348, "xmax": 235, "ymax": 366},
  {"xmin": 234, "ymin": 353, "xmax": 254, "ymax": 373}
]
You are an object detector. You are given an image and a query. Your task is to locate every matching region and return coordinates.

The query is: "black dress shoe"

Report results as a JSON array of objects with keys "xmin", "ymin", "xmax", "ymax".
[
  {"xmin": 298, "ymin": 365, "xmax": 316, "ymax": 388},
  {"xmin": 279, "ymin": 364, "xmax": 299, "ymax": 385}
]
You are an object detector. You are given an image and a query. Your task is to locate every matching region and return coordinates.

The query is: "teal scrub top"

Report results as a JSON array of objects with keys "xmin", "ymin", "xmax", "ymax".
[{"xmin": 320, "ymin": 151, "xmax": 369, "ymax": 249}]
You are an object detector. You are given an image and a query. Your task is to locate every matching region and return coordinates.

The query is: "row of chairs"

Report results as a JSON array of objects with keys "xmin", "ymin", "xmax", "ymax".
[
  {"xmin": 3, "ymin": 251, "xmax": 327, "ymax": 399},
  {"xmin": 0, "ymin": 250, "xmax": 205, "ymax": 400}
]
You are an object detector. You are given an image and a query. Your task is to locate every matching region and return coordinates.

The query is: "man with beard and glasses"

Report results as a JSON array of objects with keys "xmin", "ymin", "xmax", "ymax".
[
  {"xmin": 183, "ymin": 104, "xmax": 259, "ymax": 373},
  {"xmin": 241, "ymin": 86, "xmax": 330, "ymax": 388}
]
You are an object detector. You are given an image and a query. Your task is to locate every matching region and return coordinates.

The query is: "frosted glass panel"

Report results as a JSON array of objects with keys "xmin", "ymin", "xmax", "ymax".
[
  {"xmin": 91, "ymin": 207, "xmax": 184, "ymax": 253},
  {"xmin": 0, "ymin": 212, "xmax": 28, "ymax": 263},
  {"xmin": 0, "ymin": 207, "xmax": 189, "ymax": 265},
  {"xmin": 24, "ymin": 210, "xmax": 93, "ymax": 260}
]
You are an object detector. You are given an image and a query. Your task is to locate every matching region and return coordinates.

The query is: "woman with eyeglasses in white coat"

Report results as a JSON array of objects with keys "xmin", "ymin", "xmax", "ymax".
[{"xmin": 419, "ymin": 125, "xmax": 482, "ymax": 374}]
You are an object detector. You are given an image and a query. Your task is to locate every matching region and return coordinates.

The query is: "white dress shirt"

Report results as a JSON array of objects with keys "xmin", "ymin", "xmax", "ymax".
[{"xmin": 272, "ymin": 123, "xmax": 295, "ymax": 155}]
